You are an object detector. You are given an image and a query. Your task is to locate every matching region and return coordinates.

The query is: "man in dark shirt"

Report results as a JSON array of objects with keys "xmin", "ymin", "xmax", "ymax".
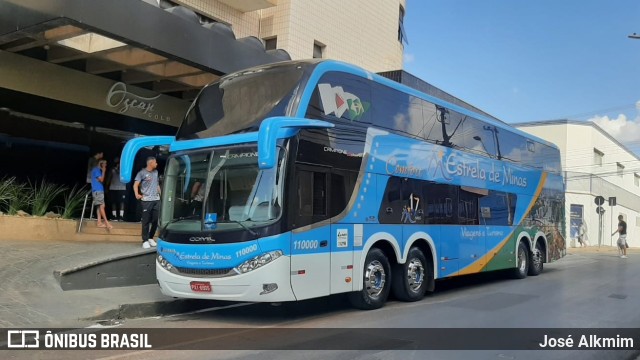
[{"xmin": 612, "ymin": 215, "xmax": 627, "ymax": 258}]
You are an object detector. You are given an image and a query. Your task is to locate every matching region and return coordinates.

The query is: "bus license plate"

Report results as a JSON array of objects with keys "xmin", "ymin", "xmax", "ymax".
[{"xmin": 190, "ymin": 281, "xmax": 212, "ymax": 293}]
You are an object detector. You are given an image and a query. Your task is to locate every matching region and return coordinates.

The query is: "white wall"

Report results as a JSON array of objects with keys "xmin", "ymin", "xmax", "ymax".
[
  {"xmin": 518, "ymin": 121, "xmax": 640, "ymax": 249},
  {"xmin": 174, "ymin": 0, "xmax": 405, "ymax": 73}
]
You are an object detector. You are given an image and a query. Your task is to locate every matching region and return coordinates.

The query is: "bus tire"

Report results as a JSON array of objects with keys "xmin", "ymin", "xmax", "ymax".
[
  {"xmin": 528, "ymin": 240, "xmax": 545, "ymax": 276},
  {"xmin": 348, "ymin": 248, "xmax": 391, "ymax": 310},
  {"xmin": 392, "ymin": 247, "xmax": 428, "ymax": 302},
  {"xmin": 511, "ymin": 241, "xmax": 529, "ymax": 279}
]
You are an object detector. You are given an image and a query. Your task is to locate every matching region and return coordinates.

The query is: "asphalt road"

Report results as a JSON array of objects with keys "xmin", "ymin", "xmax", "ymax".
[{"xmin": 4, "ymin": 251, "xmax": 640, "ymax": 360}]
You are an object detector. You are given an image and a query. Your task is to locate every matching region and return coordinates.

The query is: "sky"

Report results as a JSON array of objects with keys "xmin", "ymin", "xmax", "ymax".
[{"xmin": 402, "ymin": 0, "xmax": 640, "ymax": 152}]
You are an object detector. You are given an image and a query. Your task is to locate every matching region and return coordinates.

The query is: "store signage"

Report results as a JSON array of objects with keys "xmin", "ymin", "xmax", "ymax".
[
  {"xmin": 0, "ymin": 51, "xmax": 189, "ymax": 127},
  {"xmin": 106, "ymin": 82, "xmax": 172, "ymax": 123}
]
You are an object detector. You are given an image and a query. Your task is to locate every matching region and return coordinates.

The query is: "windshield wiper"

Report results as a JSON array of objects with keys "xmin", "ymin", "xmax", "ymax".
[
  {"xmin": 161, "ymin": 214, "xmax": 201, "ymax": 232},
  {"xmin": 211, "ymin": 219, "xmax": 258, "ymax": 237}
]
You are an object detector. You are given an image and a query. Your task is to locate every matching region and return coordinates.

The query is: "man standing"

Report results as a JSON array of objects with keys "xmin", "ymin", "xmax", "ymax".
[
  {"xmin": 87, "ymin": 151, "xmax": 104, "ymax": 184},
  {"xmin": 92, "ymin": 159, "xmax": 112, "ymax": 229},
  {"xmin": 134, "ymin": 157, "xmax": 160, "ymax": 249},
  {"xmin": 612, "ymin": 214, "xmax": 628, "ymax": 258}
]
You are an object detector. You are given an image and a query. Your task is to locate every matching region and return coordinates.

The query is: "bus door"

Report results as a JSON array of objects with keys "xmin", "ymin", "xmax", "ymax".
[
  {"xmin": 290, "ymin": 165, "xmax": 331, "ymax": 300},
  {"xmin": 328, "ymin": 169, "xmax": 358, "ymax": 294}
]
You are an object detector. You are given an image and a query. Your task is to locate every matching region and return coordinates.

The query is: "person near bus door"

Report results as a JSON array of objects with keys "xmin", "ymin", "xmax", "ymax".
[{"xmin": 134, "ymin": 156, "xmax": 160, "ymax": 249}]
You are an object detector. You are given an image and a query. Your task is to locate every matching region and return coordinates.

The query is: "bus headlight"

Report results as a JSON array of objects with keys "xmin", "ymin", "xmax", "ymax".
[
  {"xmin": 235, "ymin": 250, "xmax": 283, "ymax": 274},
  {"xmin": 157, "ymin": 254, "xmax": 172, "ymax": 270}
]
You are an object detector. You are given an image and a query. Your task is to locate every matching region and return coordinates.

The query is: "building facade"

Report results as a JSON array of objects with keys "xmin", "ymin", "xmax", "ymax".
[
  {"xmin": 517, "ymin": 120, "xmax": 640, "ymax": 248},
  {"xmin": 172, "ymin": 0, "xmax": 406, "ymax": 72},
  {"xmin": 0, "ymin": 0, "xmax": 405, "ymax": 220}
]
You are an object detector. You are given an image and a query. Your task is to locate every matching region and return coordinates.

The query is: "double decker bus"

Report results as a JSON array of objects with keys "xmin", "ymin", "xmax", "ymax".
[{"xmin": 120, "ymin": 60, "xmax": 565, "ymax": 310}]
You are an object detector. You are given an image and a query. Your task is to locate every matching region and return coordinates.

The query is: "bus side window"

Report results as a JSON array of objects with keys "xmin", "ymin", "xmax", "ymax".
[
  {"xmin": 329, "ymin": 170, "xmax": 358, "ymax": 218},
  {"xmin": 294, "ymin": 169, "xmax": 327, "ymax": 227},
  {"xmin": 424, "ymin": 182, "xmax": 457, "ymax": 225},
  {"xmin": 399, "ymin": 178, "xmax": 424, "ymax": 224},
  {"xmin": 379, "ymin": 177, "xmax": 403, "ymax": 224},
  {"xmin": 479, "ymin": 191, "xmax": 517, "ymax": 226}
]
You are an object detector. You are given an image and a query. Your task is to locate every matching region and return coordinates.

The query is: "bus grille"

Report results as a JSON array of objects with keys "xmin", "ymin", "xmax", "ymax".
[{"xmin": 174, "ymin": 267, "xmax": 235, "ymax": 277}]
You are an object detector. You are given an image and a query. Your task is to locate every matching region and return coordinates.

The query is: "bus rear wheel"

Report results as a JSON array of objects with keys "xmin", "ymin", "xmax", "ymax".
[
  {"xmin": 392, "ymin": 247, "xmax": 429, "ymax": 302},
  {"xmin": 528, "ymin": 240, "xmax": 545, "ymax": 276},
  {"xmin": 511, "ymin": 241, "xmax": 530, "ymax": 279},
  {"xmin": 348, "ymin": 248, "xmax": 391, "ymax": 310}
]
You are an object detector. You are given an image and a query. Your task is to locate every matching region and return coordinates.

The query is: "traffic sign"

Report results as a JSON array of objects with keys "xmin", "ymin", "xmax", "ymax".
[
  {"xmin": 594, "ymin": 196, "xmax": 605, "ymax": 206},
  {"xmin": 609, "ymin": 197, "xmax": 616, "ymax": 206},
  {"xmin": 596, "ymin": 206, "xmax": 605, "ymax": 215}
]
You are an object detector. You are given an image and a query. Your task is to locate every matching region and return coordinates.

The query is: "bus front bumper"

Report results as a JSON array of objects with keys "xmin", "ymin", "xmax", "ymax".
[{"xmin": 156, "ymin": 256, "xmax": 296, "ymax": 302}]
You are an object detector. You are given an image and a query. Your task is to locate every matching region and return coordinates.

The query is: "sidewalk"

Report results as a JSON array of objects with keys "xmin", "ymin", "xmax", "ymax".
[
  {"xmin": 568, "ymin": 245, "xmax": 640, "ymax": 255},
  {"xmin": 0, "ymin": 240, "xmax": 174, "ymax": 328}
]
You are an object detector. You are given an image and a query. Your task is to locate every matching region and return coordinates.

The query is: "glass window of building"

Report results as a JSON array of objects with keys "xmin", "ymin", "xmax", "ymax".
[
  {"xmin": 398, "ymin": 5, "xmax": 407, "ymax": 44},
  {"xmin": 313, "ymin": 41, "xmax": 325, "ymax": 58},
  {"xmin": 264, "ymin": 37, "xmax": 277, "ymax": 50},
  {"xmin": 593, "ymin": 148, "xmax": 604, "ymax": 166},
  {"xmin": 617, "ymin": 162, "xmax": 624, "ymax": 177}
]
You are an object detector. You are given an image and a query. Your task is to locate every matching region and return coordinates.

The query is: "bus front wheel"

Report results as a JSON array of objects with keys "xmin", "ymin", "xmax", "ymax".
[
  {"xmin": 511, "ymin": 241, "xmax": 530, "ymax": 279},
  {"xmin": 348, "ymin": 248, "xmax": 391, "ymax": 310},
  {"xmin": 392, "ymin": 247, "xmax": 429, "ymax": 302}
]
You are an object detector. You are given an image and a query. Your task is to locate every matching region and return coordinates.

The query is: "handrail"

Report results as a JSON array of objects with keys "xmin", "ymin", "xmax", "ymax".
[{"xmin": 77, "ymin": 193, "xmax": 90, "ymax": 233}]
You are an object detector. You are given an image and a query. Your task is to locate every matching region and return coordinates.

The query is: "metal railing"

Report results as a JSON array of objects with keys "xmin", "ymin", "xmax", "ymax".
[{"xmin": 77, "ymin": 193, "xmax": 95, "ymax": 233}]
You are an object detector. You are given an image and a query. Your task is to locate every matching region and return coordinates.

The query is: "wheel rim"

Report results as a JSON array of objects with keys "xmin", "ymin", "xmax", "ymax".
[
  {"xmin": 365, "ymin": 260, "xmax": 386, "ymax": 298},
  {"xmin": 406, "ymin": 258, "xmax": 425, "ymax": 292},
  {"xmin": 518, "ymin": 247, "xmax": 527, "ymax": 273}
]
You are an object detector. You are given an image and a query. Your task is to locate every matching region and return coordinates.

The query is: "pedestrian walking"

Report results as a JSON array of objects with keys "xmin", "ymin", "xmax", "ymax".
[
  {"xmin": 578, "ymin": 222, "xmax": 589, "ymax": 247},
  {"xmin": 134, "ymin": 156, "xmax": 160, "ymax": 249},
  {"xmin": 611, "ymin": 215, "xmax": 628, "ymax": 258},
  {"xmin": 108, "ymin": 157, "xmax": 127, "ymax": 221},
  {"xmin": 91, "ymin": 159, "xmax": 112, "ymax": 229}
]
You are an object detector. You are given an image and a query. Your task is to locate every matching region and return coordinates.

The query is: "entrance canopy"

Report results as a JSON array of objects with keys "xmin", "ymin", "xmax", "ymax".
[{"xmin": 0, "ymin": 0, "xmax": 290, "ymax": 102}]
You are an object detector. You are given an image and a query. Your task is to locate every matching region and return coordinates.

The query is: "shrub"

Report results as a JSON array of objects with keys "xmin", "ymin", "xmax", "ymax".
[
  {"xmin": 0, "ymin": 176, "xmax": 17, "ymax": 213},
  {"xmin": 7, "ymin": 182, "xmax": 32, "ymax": 215},
  {"xmin": 59, "ymin": 185, "xmax": 90, "ymax": 220},
  {"xmin": 31, "ymin": 179, "xmax": 68, "ymax": 217}
]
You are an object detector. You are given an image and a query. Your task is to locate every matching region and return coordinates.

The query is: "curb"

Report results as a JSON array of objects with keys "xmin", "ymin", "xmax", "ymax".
[
  {"xmin": 83, "ymin": 299, "xmax": 236, "ymax": 322},
  {"xmin": 53, "ymin": 249, "xmax": 157, "ymax": 291},
  {"xmin": 53, "ymin": 248, "xmax": 156, "ymax": 279}
]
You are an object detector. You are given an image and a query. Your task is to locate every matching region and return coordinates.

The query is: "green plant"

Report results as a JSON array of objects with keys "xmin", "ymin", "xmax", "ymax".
[
  {"xmin": 0, "ymin": 176, "xmax": 17, "ymax": 213},
  {"xmin": 31, "ymin": 179, "xmax": 67, "ymax": 216},
  {"xmin": 59, "ymin": 185, "xmax": 90, "ymax": 219},
  {"xmin": 7, "ymin": 182, "xmax": 32, "ymax": 215}
]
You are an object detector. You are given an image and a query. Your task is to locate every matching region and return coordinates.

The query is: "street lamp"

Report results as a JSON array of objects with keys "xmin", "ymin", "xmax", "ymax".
[{"xmin": 629, "ymin": 33, "xmax": 640, "ymax": 39}]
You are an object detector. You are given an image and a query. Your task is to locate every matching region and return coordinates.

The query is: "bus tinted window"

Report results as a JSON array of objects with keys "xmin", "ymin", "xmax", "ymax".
[
  {"xmin": 177, "ymin": 65, "xmax": 305, "ymax": 140},
  {"xmin": 379, "ymin": 177, "xmax": 403, "ymax": 224},
  {"xmin": 306, "ymin": 72, "xmax": 372, "ymax": 124},
  {"xmin": 424, "ymin": 182, "xmax": 457, "ymax": 225},
  {"xmin": 461, "ymin": 117, "xmax": 497, "ymax": 158},
  {"xmin": 479, "ymin": 191, "xmax": 517, "ymax": 226},
  {"xmin": 371, "ymin": 83, "xmax": 423, "ymax": 138}
]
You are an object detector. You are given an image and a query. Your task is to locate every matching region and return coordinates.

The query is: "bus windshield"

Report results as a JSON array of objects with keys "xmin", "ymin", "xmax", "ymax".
[
  {"xmin": 176, "ymin": 64, "xmax": 306, "ymax": 140},
  {"xmin": 160, "ymin": 146, "xmax": 285, "ymax": 233}
]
